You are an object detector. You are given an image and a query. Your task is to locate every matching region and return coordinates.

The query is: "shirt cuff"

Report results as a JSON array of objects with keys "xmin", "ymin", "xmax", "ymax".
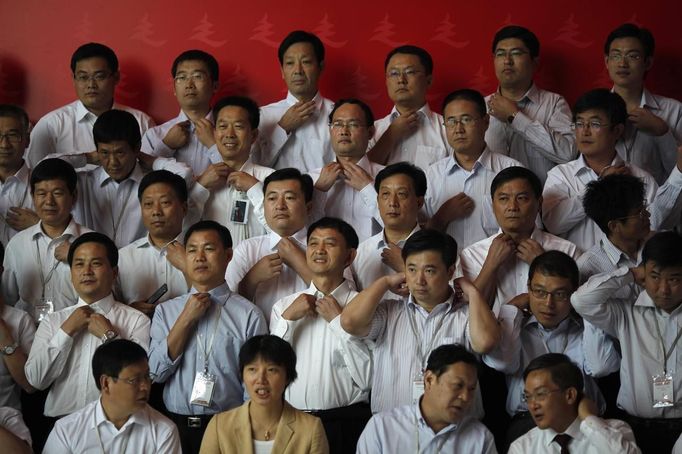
[
  {"xmin": 665, "ymin": 164, "xmax": 682, "ymax": 187},
  {"xmin": 51, "ymin": 328, "xmax": 75, "ymax": 350},
  {"xmin": 328, "ymin": 315, "xmax": 353, "ymax": 342},
  {"xmin": 510, "ymin": 111, "xmax": 532, "ymax": 131},
  {"xmin": 359, "ymin": 184, "xmax": 378, "ymax": 207},
  {"xmin": 246, "ymin": 182, "xmax": 264, "ymax": 202},
  {"xmin": 580, "ymin": 415, "xmax": 609, "ymax": 434}
]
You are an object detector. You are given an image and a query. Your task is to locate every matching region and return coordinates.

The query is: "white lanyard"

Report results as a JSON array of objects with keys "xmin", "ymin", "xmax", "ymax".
[
  {"xmin": 35, "ymin": 237, "xmax": 61, "ymax": 299},
  {"xmin": 111, "ymin": 182, "xmax": 134, "ymax": 242},
  {"xmin": 407, "ymin": 302, "xmax": 449, "ymax": 372},
  {"xmin": 196, "ymin": 302, "xmax": 223, "ymax": 373},
  {"xmin": 537, "ymin": 323, "xmax": 570, "ymax": 355},
  {"xmin": 94, "ymin": 411, "xmax": 132, "ymax": 454},
  {"xmin": 654, "ymin": 314, "xmax": 682, "ymax": 374}
]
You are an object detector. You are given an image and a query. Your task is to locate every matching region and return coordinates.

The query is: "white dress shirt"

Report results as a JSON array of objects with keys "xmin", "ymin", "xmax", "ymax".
[
  {"xmin": 44, "ymin": 399, "xmax": 181, "ymax": 454},
  {"xmin": 357, "ymin": 404, "xmax": 497, "ymax": 454},
  {"xmin": 0, "ymin": 163, "xmax": 33, "ymax": 247},
  {"xmin": 370, "ymin": 103, "xmax": 450, "ymax": 170},
  {"xmin": 424, "ymin": 148, "xmax": 521, "ymax": 252},
  {"xmin": 141, "ymin": 109, "xmax": 215, "ymax": 176},
  {"xmin": 308, "ymin": 155, "xmax": 384, "ymax": 242},
  {"xmin": 115, "ymin": 233, "xmax": 189, "ymax": 305},
  {"xmin": 24, "ymin": 295, "xmax": 150, "ymax": 417},
  {"xmin": 199, "ymin": 157, "xmax": 273, "ymax": 246},
  {"xmin": 572, "ymin": 267, "xmax": 682, "ymax": 418},
  {"xmin": 0, "ymin": 306, "xmax": 35, "ymax": 410},
  {"xmin": 270, "ymin": 280, "xmax": 371, "ymax": 410},
  {"xmin": 508, "ymin": 416, "xmax": 640, "ymax": 454},
  {"xmin": 27, "ymin": 100, "xmax": 154, "ymax": 169},
  {"xmin": 0, "ymin": 406, "xmax": 31, "ymax": 447},
  {"xmin": 543, "ymin": 154, "xmax": 682, "ymax": 253},
  {"xmin": 2, "ymin": 218, "xmax": 90, "ymax": 317},
  {"xmin": 485, "ymin": 84, "xmax": 576, "ymax": 184},
  {"xmin": 616, "ymin": 88, "xmax": 682, "ymax": 185},
  {"xmin": 252, "ymin": 92, "xmax": 335, "ymax": 171},
  {"xmin": 456, "ymin": 228, "xmax": 579, "ymax": 313},
  {"xmin": 225, "ymin": 228, "xmax": 309, "ymax": 322}
]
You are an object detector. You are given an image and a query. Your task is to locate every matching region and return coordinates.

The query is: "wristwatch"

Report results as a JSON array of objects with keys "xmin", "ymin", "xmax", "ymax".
[
  {"xmin": 507, "ymin": 111, "xmax": 518, "ymax": 124},
  {"xmin": 101, "ymin": 330, "xmax": 118, "ymax": 344},
  {"xmin": 1, "ymin": 341, "xmax": 18, "ymax": 356}
]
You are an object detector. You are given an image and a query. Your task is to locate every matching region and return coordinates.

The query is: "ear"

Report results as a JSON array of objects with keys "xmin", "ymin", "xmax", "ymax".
[
  {"xmin": 181, "ymin": 201, "xmax": 188, "ymax": 217},
  {"xmin": 604, "ymin": 54, "xmax": 610, "ymax": 69},
  {"xmin": 100, "ymin": 374, "xmax": 111, "ymax": 394},
  {"xmin": 416, "ymin": 196, "xmax": 425, "ymax": 210},
  {"xmin": 346, "ymin": 248, "xmax": 357, "ymax": 268},
  {"xmin": 424, "ymin": 370, "xmax": 437, "ymax": 390},
  {"xmin": 613, "ymin": 123, "xmax": 625, "ymax": 141},
  {"xmin": 447, "ymin": 263, "xmax": 456, "ymax": 280},
  {"xmin": 250, "ymin": 128, "xmax": 259, "ymax": 144},
  {"xmin": 425, "ymin": 74, "xmax": 433, "ymax": 88},
  {"xmin": 305, "ymin": 200, "xmax": 313, "ymax": 214},
  {"xmin": 112, "ymin": 71, "xmax": 121, "ymax": 86},
  {"xmin": 482, "ymin": 114, "xmax": 490, "ymax": 130},
  {"xmin": 112, "ymin": 266, "xmax": 119, "ymax": 281},
  {"xmin": 531, "ymin": 56, "xmax": 540, "ymax": 72},
  {"xmin": 368, "ymin": 125, "xmax": 376, "ymax": 138},
  {"xmin": 565, "ymin": 387, "xmax": 579, "ymax": 406},
  {"xmin": 644, "ymin": 56, "xmax": 654, "ymax": 72},
  {"xmin": 225, "ymin": 247, "xmax": 233, "ymax": 265},
  {"xmin": 607, "ymin": 219, "xmax": 621, "ymax": 236}
]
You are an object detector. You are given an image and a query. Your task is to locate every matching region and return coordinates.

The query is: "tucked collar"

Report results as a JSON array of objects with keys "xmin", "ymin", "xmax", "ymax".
[
  {"xmin": 307, "ymin": 279, "xmax": 354, "ymax": 302},
  {"xmin": 95, "ymin": 162, "xmax": 145, "ymax": 187},
  {"xmin": 177, "ymin": 109, "xmax": 213, "ymax": 132},
  {"xmin": 447, "ymin": 146, "xmax": 494, "ymax": 174},
  {"xmin": 542, "ymin": 417, "xmax": 583, "ymax": 448},
  {"xmin": 390, "ymin": 103, "xmax": 432, "ymax": 121},
  {"xmin": 376, "ymin": 224, "xmax": 421, "ymax": 250},
  {"xmin": 406, "ymin": 289, "xmax": 460, "ymax": 316},
  {"xmin": 523, "ymin": 313, "xmax": 580, "ymax": 332},
  {"xmin": 76, "ymin": 294, "xmax": 116, "ymax": 314},
  {"xmin": 496, "ymin": 83, "xmax": 540, "ymax": 105},
  {"xmin": 93, "ymin": 398, "xmax": 149, "ymax": 431},
  {"xmin": 634, "ymin": 289, "xmax": 682, "ymax": 316},
  {"xmin": 414, "ymin": 399, "xmax": 458, "ymax": 435},
  {"xmin": 573, "ymin": 153, "xmax": 624, "ymax": 178},
  {"xmin": 267, "ymin": 227, "xmax": 308, "ymax": 250},
  {"xmin": 75, "ymin": 100, "xmax": 120, "ymax": 123},
  {"xmin": 285, "ymin": 91, "xmax": 324, "ymax": 111},
  {"xmin": 189, "ymin": 281, "xmax": 232, "ymax": 307},
  {"xmin": 640, "ymin": 88, "xmax": 662, "ymax": 111},
  {"xmin": 32, "ymin": 217, "xmax": 83, "ymax": 242}
]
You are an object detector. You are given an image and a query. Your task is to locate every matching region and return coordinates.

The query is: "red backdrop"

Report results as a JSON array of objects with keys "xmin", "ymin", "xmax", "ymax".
[{"xmin": 1, "ymin": 0, "xmax": 680, "ymax": 125}]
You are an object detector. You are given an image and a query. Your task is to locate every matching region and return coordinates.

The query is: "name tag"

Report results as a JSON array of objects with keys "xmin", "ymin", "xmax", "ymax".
[
  {"xmin": 230, "ymin": 198, "xmax": 250, "ymax": 225},
  {"xmin": 190, "ymin": 371, "xmax": 216, "ymax": 407},
  {"xmin": 412, "ymin": 371, "xmax": 425, "ymax": 404},
  {"xmin": 35, "ymin": 300, "xmax": 54, "ymax": 323},
  {"xmin": 653, "ymin": 373, "xmax": 674, "ymax": 408}
]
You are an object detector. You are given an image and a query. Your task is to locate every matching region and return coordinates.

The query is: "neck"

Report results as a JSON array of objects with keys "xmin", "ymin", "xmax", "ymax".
[
  {"xmin": 420, "ymin": 397, "xmax": 451, "ymax": 433},
  {"xmin": 506, "ymin": 229, "xmax": 533, "ymax": 244},
  {"xmin": 101, "ymin": 398, "xmax": 132, "ymax": 430},
  {"xmin": 182, "ymin": 106, "xmax": 211, "ymax": 123},
  {"xmin": 552, "ymin": 413, "xmax": 578, "ymax": 434},
  {"xmin": 294, "ymin": 91, "xmax": 316, "ymax": 103},
  {"xmin": 613, "ymin": 84, "xmax": 643, "ymax": 108},
  {"xmin": 416, "ymin": 288, "xmax": 452, "ymax": 313},
  {"xmin": 275, "ymin": 227, "xmax": 301, "ymax": 239},
  {"xmin": 453, "ymin": 147, "xmax": 484, "ymax": 171},
  {"xmin": 608, "ymin": 234, "xmax": 642, "ymax": 260},
  {"xmin": 41, "ymin": 218, "xmax": 70, "ymax": 239},
  {"xmin": 222, "ymin": 154, "xmax": 248, "ymax": 171},
  {"xmin": 337, "ymin": 155, "xmax": 363, "ymax": 166},
  {"xmin": 499, "ymin": 82, "xmax": 532, "ymax": 101},
  {"xmin": 384, "ymin": 224, "xmax": 416, "ymax": 245},
  {"xmin": 0, "ymin": 160, "xmax": 23, "ymax": 182},
  {"xmin": 249, "ymin": 399, "xmax": 284, "ymax": 439},
  {"xmin": 396, "ymin": 100, "xmax": 425, "ymax": 115},
  {"xmin": 584, "ymin": 152, "xmax": 617, "ymax": 175},
  {"xmin": 88, "ymin": 100, "xmax": 114, "ymax": 118},
  {"xmin": 313, "ymin": 275, "xmax": 344, "ymax": 295},
  {"xmin": 193, "ymin": 279, "xmax": 224, "ymax": 293}
]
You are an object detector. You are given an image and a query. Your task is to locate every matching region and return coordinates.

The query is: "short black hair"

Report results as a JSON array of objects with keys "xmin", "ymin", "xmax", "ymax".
[
  {"xmin": 402, "ymin": 229, "xmax": 457, "ymax": 268},
  {"xmin": 492, "ymin": 25, "xmax": 540, "ymax": 58},
  {"xmin": 263, "ymin": 168, "xmax": 314, "ymax": 203},
  {"xmin": 329, "ymin": 98, "xmax": 374, "ymax": 126},
  {"xmin": 604, "ymin": 23, "xmax": 655, "ymax": 58},
  {"xmin": 523, "ymin": 353, "xmax": 584, "ymax": 401},
  {"xmin": 92, "ymin": 339, "xmax": 148, "ymax": 391},
  {"xmin": 71, "ymin": 42, "xmax": 118, "ymax": 74},
  {"xmin": 171, "ymin": 49, "xmax": 219, "ymax": 81},
  {"xmin": 442, "ymin": 88, "xmax": 487, "ymax": 118},
  {"xmin": 307, "ymin": 217, "xmax": 359, "ymax": 249},
  {"xmin": 137, "ymin": 170, "xmax": 188, "ymax": 203},
  {"xmin": 239, "ymin": 335, "xmax": 298, "ymax": 385},
  {"xmin": 642, "ymin": 231, "xmax": 682, "ymax": 269},
  {"xmin": 583, "ymin": 174, "xmax": 645, "ymax": 235},
  {"xmin": 528, "ymin": 251, "xmax": 579, "ymax": 290},
  {"xmin": 573, "ymin": 88, "xmax": 627, "ymax": 126},
  {"xmin": 426, "ymin": 344, "xmax": 478, "ymax": 377},
  {"xmin": 0, "ymin": 104, "xmax": 29, "ymax": 133},
  {"xmin": 374, "ymin": 162, "xmax": 427, "ymax": 197},
  {"xmin": 184, "ymin": 220, "xmax": 233, "ymax": 249},
  {"xmin": 93, "ymin": 109, "xmax": 141, "ymax": 149},
  {"xmin": 278, "ymin": 30, "xmax": 325, "ymax": 66},
  {"xmin": 384, "ymin": 45, "xmax": 433, "ymax": 75},
  {"xmin": 68, "ymin": 232, "xmax": 118, "ymax": 268},
  {"xmin": 490, "ymin": 166, "xmax": 542, "ymax": 199},
  {"xmin": 212, "ymin": 95, "xmax": 260, "ymax": 129},
  {"xmin": 31, "ymin": 158, "xmax": 78, "ymax": 195}
]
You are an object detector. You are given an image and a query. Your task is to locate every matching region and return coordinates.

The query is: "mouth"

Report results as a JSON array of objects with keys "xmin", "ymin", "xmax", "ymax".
[
  {"xmin": 254, "ymin": 388, "xmax": 271, "ymax": 399},
  {"xmin": 274, "ymin": 213, "xmax": 289, "ymax": 219},
  {"xmin": 193, "ymin": 265, "xmax": 209, "ymax": 273}
]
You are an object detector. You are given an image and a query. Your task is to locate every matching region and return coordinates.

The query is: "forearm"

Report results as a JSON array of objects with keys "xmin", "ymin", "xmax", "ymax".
[
  {"xmin": 166, "ymin": 318, "xmax": 195, "ymax": 361},
  {"xmin": 238, "ymin": 269, "xmax": 261, "ymax": 301},
  {"xmin": 473, "ymin": 261, "xmax": 499, "ymax": 307},
  {"xmin": 341, "ymin": 277, "xmax": 387, "ymax": 336},
  {"xmin": 3, "ymin": 349, "xmax": 35, "ymax": 393},
  {"xmin": 0, "ymin": 427, "xmax": 31, "ymax": 454},
  {"xmin": 468, "ymin": 290, "xmax": 502, "ymax": 353},
  {"xmin": 367, "ymin": 129, "xmax": 396, "ymax": 165}
]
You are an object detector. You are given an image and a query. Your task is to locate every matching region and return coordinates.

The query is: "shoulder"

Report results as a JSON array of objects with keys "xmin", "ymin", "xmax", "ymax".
[
  {"xmin": 144, "ymin": 404, "xmax": 179, "ymax": 432},
  {"xmin": 55, "ymin": 400, "xmax": 95, "ymax": 428},
  {"xmin": 5, "ymin": 224, "xmax": 38, "ymax": 250},
  {"xmin": 249, "ymin": 164, "xmax": 275, "ymax": 179},
  {"xmin": 509, "ymin": 426, "xmax": 542, "ymax": 450},
  {"xmin": 118, "ymin": 237, "xmax": 150, "ymax": 255},
  {"xmin": 35, "ymin": 101, "xmax": 79, "ymax": 124}
]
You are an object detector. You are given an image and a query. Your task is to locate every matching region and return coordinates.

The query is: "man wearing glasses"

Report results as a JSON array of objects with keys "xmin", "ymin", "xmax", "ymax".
[
  {"xmin": 424, "ymin": 89, "xmax": 521, "ymax": 253},
  {"xmin": 485, "ymin": 25, "xmax": 575, "ymax": 184},
  {"xmin": 26, "ymin": 43, "xmax": 154, "ymax": 169},
  {"xmin": 44, "ymin": 339, "xmax": 180, "ymax": 453},
  {"xmin": 367, "ymin": 45, "xmax": 449, "ymax": 170},
  {"xmin": 543, "ymin": 89, "xmax": 682, "ymax": 254}
]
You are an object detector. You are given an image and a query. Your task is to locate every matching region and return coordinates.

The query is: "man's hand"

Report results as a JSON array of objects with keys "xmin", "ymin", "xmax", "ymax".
[
  {"xmin": 516, "ymin": 238, "xmax": 545, "ymax": 264},
  {"xmin": 315, "ymin": 162, "xmax": 342, "ymax": 192},
  {"xmin": 600, "ymin": 163, "xmax": 631, "ymax": 178},
  {"xmin": 385, "ymin": 272, "xmax": 408, "ymax": 297},
  {"xmin": 227, "ymin": 171, "xmax": 259, "ymax": 193},
  {"xmin": 278, "ymin": 100, "xmax": 317, "ymax": 134},
  {"xmin": 282, "ymin": 293, "xmax": 316, "ymax": 321},
  {"xmin": 249, "ymin": 253, "xmax": 283, "ymax": 284},
  {"xmin": 389, "ymin": 110, "xmax": 420, "ymax": 141},
  {"xmin": 342, "ymin": 161, "xmax": 373, "ymax": 191},
  {"xmin": 197, "ymin": 162, "xmax": 231, "ymax": 191},
  {"xmin": 487, "ymin": 93, "xmax": 519, "ymax": 121},
  {"xmin": 87, "ymin": 313, "xmax": 116, "ymax": 338},
  {"xmin": 629, "ymin": 107, "xmax": 669, "ymax": 136},
  {"xmin": 507, "ymin": 293, "xmax": 530, "ymax": 311},
  {"xmin": 487, "ymin": 233, "xmax": 517, "ymax": 265},
  {"xmin": 316, "ymin": 295, "xmax": 342, "ymax": 322},
  {"xmin": 578, "ymin": 397, "xmax": 599, "ymax": 420},
  {"xmin": 130, "ymin": 300, "xmax": 157, "ymax": 317},
  {"xmin": 54, "ymin": 240, "xmax": 70, "ymax": 263},
  {"xmin": 178, "ymin": 293, "xmax": 212, "ymax": 326},
  {"xmin": 193, "ymin": 118, "xmax": 216, "ymax": 149},
  {"xmin": 162, "ymin": 121, "xmax": 191, "ymax": 150},
  {"xmin": 85, "ymin": 150, "xmax": 100, "ymax": 165},
  {"xmin": 631, "ymin": 265, "xmax": 646, "ymax": 286},
  {"xmin": 61, "ymin": 306, "xmax": 93, "ymax": 337},
  {"xmin": 166, "ymin": 241, "xmax": 186, "ymax": 273},
  {"xmin": 5, "ymin": 207, "xmax": 39, "ymax": 231},
  {"xmin": 277, "ymin": 237, "xmax": 305, "ymax": 268},
  {"xmin": 440, "ymin": 193, "xmax": 475, "ymax": 223},
  {"xmin": 381, "ymin": 242, "xmax": 405, "ymax": 272}
]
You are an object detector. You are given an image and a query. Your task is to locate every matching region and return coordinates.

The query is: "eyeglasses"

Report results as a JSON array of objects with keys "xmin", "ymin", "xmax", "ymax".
[
  {"xmin": 521, "ymin": 388, "xmax": 563, "ymax": 403},
  {"xmin": 386, "ymin": 68, "xmax": 423, "ymax": 80},
  {"xmin": 571, "ymin": 121, "xmax": 611, "ymax": 131},
  {"xmin": 615, "ymin": 203, "xmax": 650, "ymax": 221},
  {"xmin": 330, "ymin": 120, "xmax": 366, "ymax": 131},
  {"xmin": 528, "ymin": 287, "xmax": 572, "ymax": 302},
  {"xmin": 608, "ymin": 52, "xmax": 643, "ymax": 63},
  {"xmin": 494, "ymin": 49, "xmax": 529, "ymax": 59},
  {"xmin": 174, "ymin": 72, "xmax": 208, "ymax": 84},
  {"xmin": 111, "ymin": 373, "xmax": 153, "ymax": 386},
  {"xmin": 74, "ymin": 72, "xmax": 111, "ymax": 84},
  {"xmin": 443, "ymin": 116, "xmax": 480, "ymax": 128},
  {"xmin": 0, "ymin": 132, "xmax": 23, "ymax": 144}
]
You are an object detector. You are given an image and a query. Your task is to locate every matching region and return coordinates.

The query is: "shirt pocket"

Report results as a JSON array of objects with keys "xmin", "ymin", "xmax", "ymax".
[{"xmin": 415, "ymin": 145, "xmax": 444, "ymax": 170}]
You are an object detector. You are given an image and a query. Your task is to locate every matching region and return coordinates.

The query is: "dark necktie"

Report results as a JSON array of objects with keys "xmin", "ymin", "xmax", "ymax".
[{"xmin": 553, "ymin": 433, "xmax": 572, "ymax": 454}]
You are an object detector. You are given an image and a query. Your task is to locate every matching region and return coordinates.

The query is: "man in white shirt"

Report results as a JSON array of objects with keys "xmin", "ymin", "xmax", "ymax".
[
  {"xmin": 44, "ymin": 339, "xmax": 180, "ymax": 454},
  {"xmin": 226, "ymin": 168, "xmax": 313, "ymax": 321},
  {"xmin": 0, "ymin": 105, "xmax": 37, "ymax": 246},
  {"xmin": 351, "ymin": 162, "xmax": 424, "ymax": 293},
  {"xmin": 271, "ymin": 217, "xmax": 371, "ymax": 454},
  {"xmin": 116, "ymin": 170, "xmax": 191, "ymax": 314},
  {"xmin": 543, "ymin": 89, "xmax": 682, "ymax": 253},
  {"xmin": 485, "ymin": 26, "xmax": 576, "ymax": 184},
  {"xmin": 605, "ymin": 23, "xmax": 682, "ymax": 184},
  {"xmin": 26, "ymin": 42, "xmax": 154, "ymax": 169},
  {"xmin": 341, "ymin": 229, "xmax": 503, "ymax": 414},
  {"xmin": 425, "ymin": 89, "xmax": 521, "ymax": 252},
  {"xmin": 2, "ymin": 159, "xmax": 90, "ymax": 319},
  {"xmin": 357, "ymin": 344, "xmax": 497, "ymax": 454},
  {"xmin": 24, "ymin": 232, "xmax": 151, "ymax": 418},
  {"xmin": 142, "ymin": 50, "xmax": 219, "ymax": 176},
  {"xmin": 571, "ymin": 231, "xmax": 682, "ymax": 453},
  {"xmin": 509, "ymin": 353, "xmax": 640, "ymax": 454},
  {"xmin": 197, "ymin": 96, "xmax": 273, "ymax": 246},
  {"xmin": 252, "ymin": 30, "xmax": 334, "ymax": 171},
  {"xmin": 457, "ymin": 166, "xmax": 578, "ymax": 313},
  {"xmin": 309, "ymin": 98, "xmax": 384, "ymax": 242},
  {"xmin": 368, "ymin": 45, "xmax": 449, "ymax": 169}
]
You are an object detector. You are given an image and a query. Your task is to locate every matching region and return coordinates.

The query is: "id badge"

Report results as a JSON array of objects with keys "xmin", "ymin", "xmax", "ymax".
[
  {"xmin": 35, "ymin": 300, "xmax": 54, "ymax": 323},
  {"xmin": 653, "ymin": 373, "xmax": 674, "ymax": 408},
  {"xmin": 230, "ymin": 198, "xmax": 250, "ymax": 225},
  {"xmin": 412, "ymin": 371, "xmax": 425, "ymax": 404},
  {"xmin": 190, "ymin": 371, "xmax": 216, "ymax": 407}
]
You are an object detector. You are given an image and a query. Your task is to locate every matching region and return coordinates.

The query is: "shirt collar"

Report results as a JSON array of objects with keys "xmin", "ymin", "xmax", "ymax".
[
  {"xmin": 286, "ymin": 91, "xmax": 323, "ymax": 110},
  {"xmin": 308, "ymin": 280, "xmax": 354, "ymax": 303},
  {"xmin": 496, "ymin": 83, "xmax": 539, "ymax": 105},
  {"xmin": 377, "ymin": 224, "xmax": 421, "ymax": 249},
  {"xmin": 77, "ymin": 294, "xmax": 116, "ymax": 314},
  {"xmin": 267, "ymin": 227, "xmax": 308, "ymax": 250},
  {"xmin": 138, "ymin": 231, "xmax": 185, "ymax": 253},
  {"xmin": 96, "ymin": 162, "xmax": 145, "ymax": 187},
  {"xmin": 640, "ymin": 88, "xmax": 661, "ymax": 111},
  {"xmin": 32, "ymin": 217, "xmax": 83, "ymax": 242},
  {"xmin": 94, "ymin": 399, "xmax": 149, "ymax": 431},
  {"xmin": 406, "ymin": 289, "xmax": 460, "ymax": 315},
  {"xmin": 189, "ymin": 281, "xmax": 232, "ymax": 306},
  {"xmin": 4, "ymin": 161, "xmax": 30, "ymax": 184},
  {"xmin": 543, "ymin": 417, "xmax": 583, "ymax": 447},
  {"xmin": 414, "ymin": 399, "xmax": 458, "ymax": 434},
  {"xmin": 523, "ymin": 313, "xmax": 579, "ymax": 331},
  {"xmin": 390, "ymin": 103, "xmax": 431, "ymax": 120},
  {"xmin": 600, "ymin": 236, "xmax": 637, "ymax": 267},
  {"xmin": 75, "ymin": 100, "xmax": 96, "ymax": 122},
  {"xmin": 447, "ymin": 146, "xmax": 493, "ymax": 174}
]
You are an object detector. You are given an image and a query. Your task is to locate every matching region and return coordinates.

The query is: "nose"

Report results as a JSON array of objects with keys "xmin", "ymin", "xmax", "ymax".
[
  {"xmin": 388, "ymin": 193, "xmax": 399, "ymax": 207},
  {"xmin": 415, "ymin": 270, "xmax": 426, "ymax": 285},
  {"xmin": 45, "ymin": 192, "xmax": 56, "ymax": 205},
  {"xmin": 508, "ymin": 197, "xmax": 519, "ymax": 210},
  {"xmin": 275, "ymin": 195, "xmax": 287, "ymax": 209},
  {"xmin": 659, "ymin": 279, "xmax": 671, "ymax": 296}
]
